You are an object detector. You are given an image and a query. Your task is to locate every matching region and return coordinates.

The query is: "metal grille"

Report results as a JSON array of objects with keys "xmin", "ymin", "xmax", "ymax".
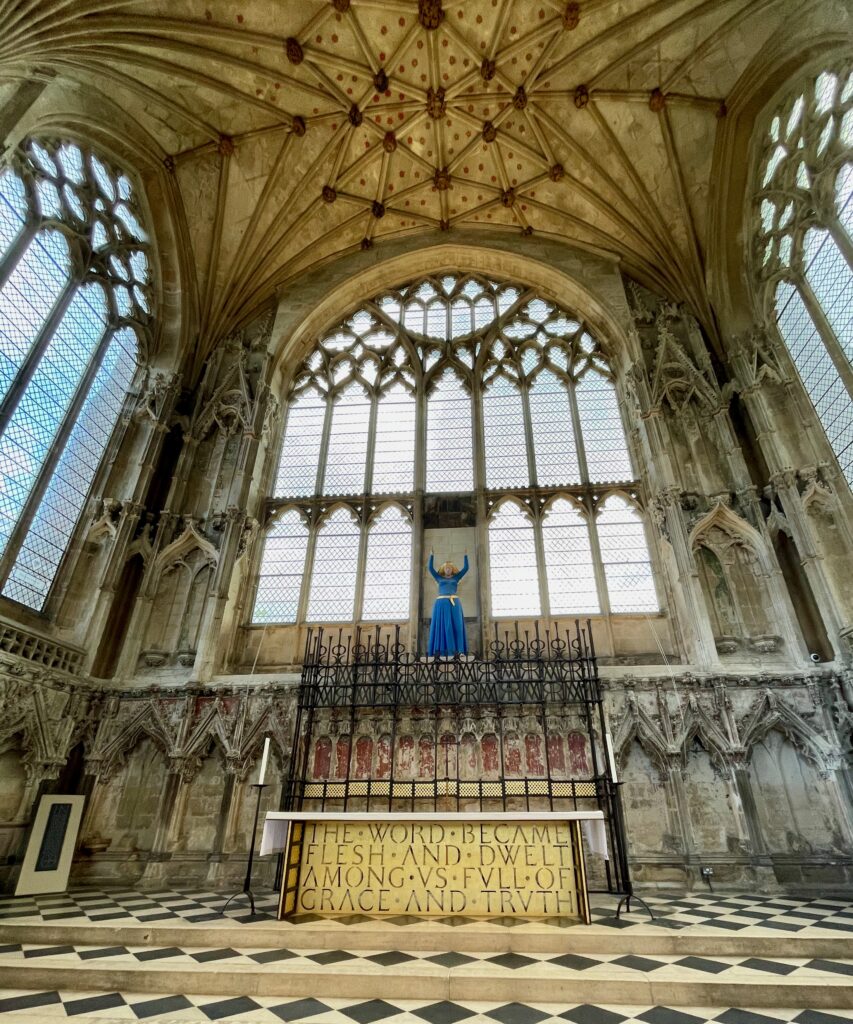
[
  {"xmin": 372, "ymin": 385, "xmax": 415, "ymax": 493},
  {"xmin": 529, "ymin": 369, "xmax": 580, "ymax": 486},
  {"xmin": 274, "ymin": 389, "xmax": 325, "ymax": 497},
  {"xmin": 542, "ymin": 498, "xmax": 600, "ymax": 614},
  {"xmin": 3, "ymin": 327, "xmax": 136, "ymax": 609},
  {"xmin": 596, "ymin": 496, "xmax": 658, "ymax": 613},
  {"xmin": 252, "ymin": 509, "xmax": 309, "ymax": 624},
  {"xmin": 487, "ymin": 501, "xmax": 540, "ymax": 617},
  {"xmin": 306, "ymin": 507, "xmax": 360, "ymax": 621},
  {"xmin": 482, "ymin": 375, "xmax": 528, "ymax": 488},
  {"xmin": 575, "ymin": 371, "xmax": 633, "ymax": 484},
  {"xmin": 361, "ymin": 505, "xmax": 412, "ymax": 620},
  {"xmin": 426, "ymin": 370, "xmax": 474, "ymax": 492},
  {"xmin": 322, "ymin": 383, "xmax": 371, "ymax": 495}
]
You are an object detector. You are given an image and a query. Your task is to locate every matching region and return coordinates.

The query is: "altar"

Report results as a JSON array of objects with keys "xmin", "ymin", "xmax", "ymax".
[{"xmin": 260, "ymin": 810, "xmax": 607, "ymax": 922}]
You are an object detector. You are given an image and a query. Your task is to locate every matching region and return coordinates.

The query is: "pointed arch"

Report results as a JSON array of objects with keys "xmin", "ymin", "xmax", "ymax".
[{"xmin": 487, "ymin": 498, "xmax": 540, "ymax": 617}]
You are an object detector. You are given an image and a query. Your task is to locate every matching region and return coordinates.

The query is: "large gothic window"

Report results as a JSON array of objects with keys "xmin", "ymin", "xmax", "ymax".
[
  {"xmin": 253, "ymin": 275, "xmax": 655, "ymax": 625},
  {"xmin": 753, "ymin": 62, "xmax": 853, "ymax": 489},
  {"xmin": 0, "ymin": 139, "xmax": 150, "ymax": 610}
]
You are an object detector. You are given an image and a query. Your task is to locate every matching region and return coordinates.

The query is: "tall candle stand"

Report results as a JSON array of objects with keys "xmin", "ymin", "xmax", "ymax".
[{"xmin": 222, "ymin": 782, "xmax": 268, "ymax": 916}]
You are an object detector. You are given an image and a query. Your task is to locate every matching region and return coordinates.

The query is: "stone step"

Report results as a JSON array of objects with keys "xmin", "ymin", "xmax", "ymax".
[
  {"xmin": 1, "ymin": 944, "xmax": 852, "ymax": 1009},
  {"xmin": 1, "ymin": 920, "xmax": 851, "ymax": 959}
]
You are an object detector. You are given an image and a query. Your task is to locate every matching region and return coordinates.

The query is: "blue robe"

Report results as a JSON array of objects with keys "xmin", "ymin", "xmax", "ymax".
[{"xmin": 427, "ymin": 554, "xmax": 469, "ymax": 657}]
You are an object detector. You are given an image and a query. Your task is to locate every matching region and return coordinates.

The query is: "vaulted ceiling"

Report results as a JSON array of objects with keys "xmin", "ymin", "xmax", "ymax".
[{"xmin": 0, "ymin": 0, "xmax": 821, "ymax": 358}]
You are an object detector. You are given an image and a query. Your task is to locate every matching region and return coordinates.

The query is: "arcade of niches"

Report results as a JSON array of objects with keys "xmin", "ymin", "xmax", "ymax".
[{"xmin": 0, "ymin": 0, "xmax": 851, "ymax": 900}]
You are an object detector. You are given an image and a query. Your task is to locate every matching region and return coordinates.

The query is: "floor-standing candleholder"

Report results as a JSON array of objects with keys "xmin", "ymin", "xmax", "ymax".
[{"xmin": 223, "ymin": 783, "xmax": 268, "ymax": 916}]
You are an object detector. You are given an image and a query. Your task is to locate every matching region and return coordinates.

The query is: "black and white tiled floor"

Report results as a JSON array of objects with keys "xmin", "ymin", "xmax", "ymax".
[
  {"xmin": 0, "ymin": 990, "xmax": 852, "ymax": 1023},
  {"xmin": 0, "ymin": 888, "xmax": 852, "ymax": 934}
]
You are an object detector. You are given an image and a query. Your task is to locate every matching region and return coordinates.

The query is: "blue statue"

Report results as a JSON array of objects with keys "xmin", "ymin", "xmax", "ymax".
[{"xmin": 427, "ymin": 550, "xmax": 469, "ymax": 657}]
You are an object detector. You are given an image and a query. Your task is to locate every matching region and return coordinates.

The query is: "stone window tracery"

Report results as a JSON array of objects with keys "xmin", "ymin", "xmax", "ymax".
[
  {"xmin": 753, "ymin": 62, "xmax": 853, "ymax": 489},
  {"xmin": 253, "ymin": 274, "xmax": 656, "ymax": 626},
  {"xmin": 0, "ymin": 138, "xmax": 151, "ymax": 611}
]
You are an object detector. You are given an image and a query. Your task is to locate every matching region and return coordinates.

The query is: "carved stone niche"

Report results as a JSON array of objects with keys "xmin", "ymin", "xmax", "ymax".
[
  {"xmin": 748, "ymin": 635, "xmax": 784, "ymax": 654},
  {"xmin": 715, "ymin": 635, "xmax": 741, "ymax": 655},
  {"xmin": 141, "ymin": 649, "xmax": 169, "ymax": 668}
]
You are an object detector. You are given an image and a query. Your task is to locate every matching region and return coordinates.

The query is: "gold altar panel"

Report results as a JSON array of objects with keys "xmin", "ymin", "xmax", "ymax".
[{"xmin": 295, "ymin": 820, "xmax": 581, "ymax": 918}]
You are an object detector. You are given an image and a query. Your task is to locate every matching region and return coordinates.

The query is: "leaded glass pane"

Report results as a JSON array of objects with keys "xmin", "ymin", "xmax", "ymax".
[
  {"xmin": 0, "ymin": 283, "xmax": 107, "ymax": 563},
  {"xmin": 776, "ymin": 281, "xmax": 853, "ymax": 488},
  {"xmin": 252, "ymin": 510, "xmax": 309, "ymax": 624},
  {"xmin": 361, "ymin": 506, "xmax": 412, "ymax": 620},
  {"xmin": 596, "ymin": 496, "xmax": 657, "ymax": 613},
  {"xmin": 274, "ymin": 389, "xmax": 325, "ymax": 497},
  {"xmin": 542, "ymin": 498, "xmax": 599, "ymax": 614},
  {"xmin": 575, "ymin": 371, "xmax": 633, "ymax": 483},
  {"xmin": 3, "ymin": 326, "xmax": 136, "ymax": 609},
  {"xmin": 0, "ymin": 230, "xmax": 70, "ymax": 405},
  {"xmin": 373, "ymin": 384, "xmax": 415, "ymax": 493},
  {"xmin": 482, "ymin": 376, "xmax": 529, "ymax": 488},
  {"xmin": 488, "ymin": 502, "xmax": 540, "ymax": 617},
  {"xmin": 803, "ymin": 228, "xmax": 853, "ymax": 363},
  {"xmin": 529, "ymin": 369, "xmax": 580, "ymax": 485},
  {"xmin": 307, "ymin": 508, "xmax": 360, "ymax": 621},
  {"xmin": 426, "ymin": 371, "xmax": 474, "ymax": 492},
  {"xmin": 322, "ymin": 383, "xmax": 371, "ymax": 495}
]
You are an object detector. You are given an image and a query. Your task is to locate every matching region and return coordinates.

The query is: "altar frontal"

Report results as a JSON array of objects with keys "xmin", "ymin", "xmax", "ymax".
[{"xmin": 269, "ymin": 814, "xmax": 594, "ymax": 921}]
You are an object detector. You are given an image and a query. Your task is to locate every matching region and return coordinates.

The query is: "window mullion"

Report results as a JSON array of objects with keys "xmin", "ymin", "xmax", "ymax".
[
  {"xmin": 314, "ymin": 393, "xmax": 334, "ymax": 495},
  {"xmin": 353, "ymin": 508, "xmax": 369, "ymax": 620},
  {"xmin": 586, "ymin": 498, "xmax": 612, "ymax": 616},
  {"xmin": 796, "ymin": 277, "xmax": 853, "ymax": 393},
  {"xmin": 363, "ymin": 392, "xmax": 379, "ymax": 495},
  {"xmin": 0, "ymin": 324, "xmax": 113, "ymax": 592},
  {"xmin": 296, "ymin": 514, "xmax": 319, "ymax": 625},
  {"xmin": 0, "ymin": 222, "xmax": 35, "ymax": 293},
  {"xmin": 520, "ymin": 379, "xmax": 537, "ymax": 487},
  {"xmin": 0, "ymin": 278, "xmax": 77, "ymax": 436},
  {"xmin": 824, "ymin": 213, "xmax": 853, "ymax": 275},
  {"xmin": 567, "ymin": 378, "xmax": 590, "ymax": 483},
  {"xmin": 532, "ymin": 509, "xmax": 550, "ymax": 618}
]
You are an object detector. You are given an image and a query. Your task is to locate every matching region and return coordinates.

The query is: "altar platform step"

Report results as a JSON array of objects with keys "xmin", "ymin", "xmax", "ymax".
[{"xmin": 0, "ymin": 939, "xmax": 851, "ymax": 1011}]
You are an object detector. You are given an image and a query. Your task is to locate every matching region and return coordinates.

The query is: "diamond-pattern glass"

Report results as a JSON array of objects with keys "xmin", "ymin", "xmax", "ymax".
[
  {"xmin": 426, "ymin": 371, "xmax": 474, "ymax": 492},
  {"xmin": 483, "ymin": 375, "xmax": 529, "ymax": 488},
  {"xmin": 372, "ymin": 384, "xmax": 415, "ymax": 493},
  {"xmin": 529, "ymin": 369, "xmax": 580, "ymax": 485},
  {"xmin": 4, "ymin": 326, "xmax": 136, "ymax": 609},
  {"xmin": 575, "ymin": 371, "xmax": 633, "ymax": 483},
  {"xmin": 0, "ymin": 230, "xmax": 70, "ymax": 406},
  {"xmin": 804, "ymin": 228, "xmax": 853, "ymax": 363},
  {"xmin": 0, "ymin": 284, "xmax": 108, "ymax": 562},
  {"xmin": 596, "ymin": 496, "xmax": 658, "ymax": 612},
  {"xmin": 361, "ymin": 505, "xmax": 412, "ymax": 620},
  {"xmin": 252, "ymin": 510, "xmax": 309, "ymax": 624},
  {"xmin": 776, "ymin": 281, "xmax": 853, "ymax": 488},
  {"xmin": 306, "ymin": 507, "xmax": 360, "ymax": 621},
  {"xmin": 274, "ymin": 389, "xmax": 325, "ymax": 497},
  {"xmin": 488, "ymin": 502, "xmax": 541, "ymax": 617},
  {"xmin": 542, "ymin": 498, "xmax": 599, "ymax": 614},
  {"xmin": 322, "ymin": 383, "xmax": 370, "ymax": 495}
]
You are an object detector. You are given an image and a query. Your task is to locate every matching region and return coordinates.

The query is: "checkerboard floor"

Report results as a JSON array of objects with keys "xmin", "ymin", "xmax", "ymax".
[
  {"xmin": 0, "ymin": 889, "xmax": 851, "ymax": 934},
  {"xmin": 1, "ymin": 990, "xmax": 853, "ymax": 1023}
]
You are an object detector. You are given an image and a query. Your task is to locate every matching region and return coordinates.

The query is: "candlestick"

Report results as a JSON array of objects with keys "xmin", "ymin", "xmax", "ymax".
[{"xmin": 258, "ymin": 737, "xmax": 270, "ymax": 785}]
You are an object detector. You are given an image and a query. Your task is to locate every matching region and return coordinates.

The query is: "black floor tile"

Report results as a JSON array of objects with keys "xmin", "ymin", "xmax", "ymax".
[
  {"xmin": 486, "ymin": 1004, "xmax": 551, "ymax": 1024},
  {"xmin": 548, "ymin": 953, "xmax": 600, "ymax": 970},
  {"xmin": 740, "ymin": 957, "xmax": 798, "ymax": 975},
  {"xmin": 130, "ymin": 994, "xmax": 193, "ymax": 1019},
  {"xmin": 340, "ymin": 999, "xmax": 405, "ymax": 1023},
  {"xmin": 135, "ymin": 945, "xmax": 185, "ymax": 961},
  {"xmin": 637, "ymin": 1009, "xmax": 707, "ymax": 1024},
  {"xmin": 0, "ymin": 942, "xmax": 21, "ymax": 952},
  {"xmin": 309, "ymin": 949, "xmax": 358, "ymax": 965},
  {"xmin": 795, "ymin": 1013, "xmax": 853, "ymax": 1024},
  {"xmin": 63, "ymin": 992, "xmax": 126, "ymax": 1016},
  {"xmin": 191, "ymin": 947, "xmax": 240, "ymax": 962},
  {"xmin": 0, "ymin": 991, "xmax": 61, "ymax": 1014},
  {"xmin": 487, "ymin": 952, "xmax": 537, "ymax": 969},
  {"xmin": 612, "ymin": 954, "xmax": 666, "ymax": 972},
  {"xmin": 715, "ymin": 1011, "xmax": 788, "ymax": 1024},
  {"xmin": 413, "ymin": 1001, "xmax": 477, "ymax": 1024},
  {"xmin": 22, "ymin": 944, "xmax": 75, "ymax": 958},
  {"xmin": 805, "ymin": 958, "xmax": 853, "ymax": 975},
  {"xmin": 425, "ymin": 952, "xmax": 477, "ymax": 967},
  {"xmin": 250, "ymin": 947, "xmax": 298, "ymax": 963},
  {"xmin": 200, "ymin": 995, "xmax": 261, "ymax": 1019},
  {"xmin": 269, "ymin": 997, "xmax": 333, "ymax": 1020},
  {"xmin": 674, "ymin": 956, "xmax": 730, "ymax": 974},
  {"xmin": 561, "ymin": 1007, "xmax": 630, "ymax": 1024},
  {"xmin": 366, "ymin": 950, "xmax": 418, "ymax": 966},
  {"xmin": 78, "ymin": 945, "xmax": 130, "ymax": 959}
]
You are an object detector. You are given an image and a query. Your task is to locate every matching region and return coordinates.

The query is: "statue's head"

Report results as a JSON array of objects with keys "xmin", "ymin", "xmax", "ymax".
[{"xmin": 438, "ymin": 561, "xmax": 457, "ymax": 578}]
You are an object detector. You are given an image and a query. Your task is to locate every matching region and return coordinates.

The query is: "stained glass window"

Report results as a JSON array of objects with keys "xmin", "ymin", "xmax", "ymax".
[
  {"xmin": 257, "ymin": 274, "xmax": 653, "ymax": 625},
  {"xmin": 488, "ymin": 501, "xmax": 540, "ymax": 617},
  {"xmin": 252, "ymin": 510, "xmax": 309, "ymax": 624},
  {"xmin": 306, "ymin": 507, "xmax": 360, "ymax": 621},
  {"xmin": 0, "ymin": 139, "xmax": 149, "ymax": 611},
  {"xmin": 361, "ymin": 505, "xmax": 412, "ymax": 620},
  {"xmin": 753, "ymin": 62, "xmax": 853, "ymax": 489}
]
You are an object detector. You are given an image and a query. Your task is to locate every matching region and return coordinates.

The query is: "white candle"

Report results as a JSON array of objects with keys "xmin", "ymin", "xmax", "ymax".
[
  {"xmin": 258, "ymin": 737, "xmax": 270, "ymax": 785},
  {"xmin": 605, "ymin": 732, "xmax": 618, "ymax": 783}
]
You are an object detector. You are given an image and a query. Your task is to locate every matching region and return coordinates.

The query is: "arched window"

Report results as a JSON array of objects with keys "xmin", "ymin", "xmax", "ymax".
[
  {"xmin": 254, "ymin": 275, "xmax": 655, "ymax": 627},
  {"xmin": 753, "ymin": 63, "xmax": 853, "ymax": 489},
  {"xmin": 597, "ymin": 495, "xmax": 657, "ymax": 612},
  {"xmin": 0, "ymin": 139, "xmax": 150, "ymax": 610}
]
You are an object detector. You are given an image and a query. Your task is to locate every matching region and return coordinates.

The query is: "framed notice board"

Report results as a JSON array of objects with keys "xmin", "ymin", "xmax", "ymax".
[{"xmin": 15, "ymin": 795, "xmax": 85, "ymax": 896}]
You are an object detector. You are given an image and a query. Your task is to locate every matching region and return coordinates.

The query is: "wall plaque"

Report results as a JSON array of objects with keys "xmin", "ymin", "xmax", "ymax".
[
  {"xmin": 15, "ymin": 795, "xmax": 85, "ymax": 897},
  {"xmin": 34, "ymin": 802, "xmax": 72, "ymax": 872},
  {"xmin": 293, "ymin": 819, "xmax": 584, "ymax": 918}
]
